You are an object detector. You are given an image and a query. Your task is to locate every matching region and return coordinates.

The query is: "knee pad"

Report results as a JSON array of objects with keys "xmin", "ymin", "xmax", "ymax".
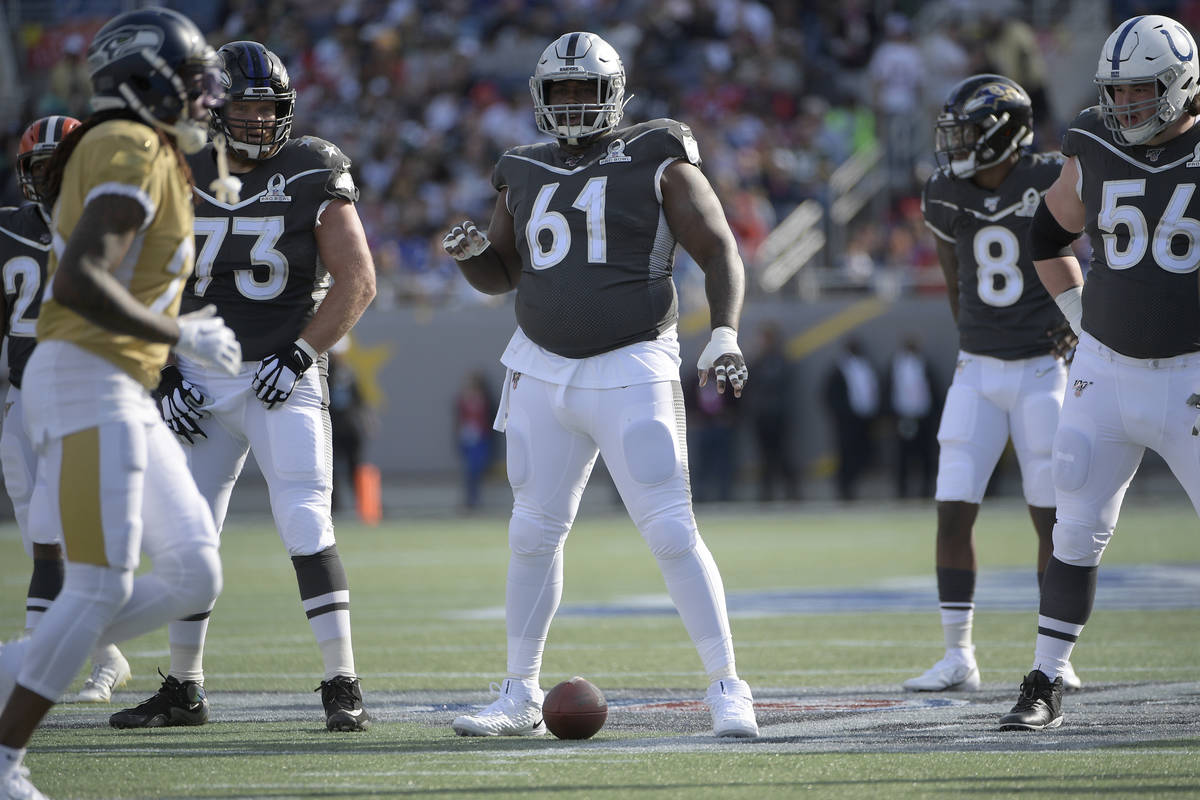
[
  {"xmin": 1051, "ymin": 520, "xmax": 1110, "ymax": 567},
  {"xmin": 62, "ymin": 562, "xmax": 135, "ymax": 614},
  {"xmin": 273, "ymin": 484, "xmax": 336, "ymax": 555},
  {"xmin": 508, "ymin": 510, "xmax": 568, "ymax": 557},
  {"xmin": 621, "ymin": 417, "xmax": 678, "ymax": 486},
  {"xmin": 154, "ymin": 542, "xmax": 223, "ymax": 614},
  {"xmin": 641, "ymin": 513, "xmax": 697, "ymax": 560},
  {"xmin": 1052, "ymin": 427, "xmax": 1092, "ymax": 493},
  {"xmin": 934, "ymin": 444, "xmax": 982, "ymax": 503}
]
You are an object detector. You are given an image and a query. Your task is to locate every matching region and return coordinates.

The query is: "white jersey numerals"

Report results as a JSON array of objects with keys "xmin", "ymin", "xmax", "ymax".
[
  {"xmin": 193, "ymin": 215, "xmax": 291, "ymax": 299},
  {"xmin": 973, "ymin": 225, "xmax": 1024, "ymax": 307},
  {"xmin": 1099, "ymin": 179, "xmax": 1200, "ymax": 273},
  {"xmin": 526, "ymin": 178, "xmax": 608, "ymax": 270},
  {"xmin": 2, "ymin": 255, "xmax": 40, "ymax": 338}
]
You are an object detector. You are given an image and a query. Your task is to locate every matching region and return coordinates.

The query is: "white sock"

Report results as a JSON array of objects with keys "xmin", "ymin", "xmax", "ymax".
[
  {"xmin": 0, "ymin": 744, "xmax": 24, "ymax": 770},
  {"xmin": 656, "ymin": 538, "xmax": 736, "ymax": 679},
  {"xmin": 168, "ymin": 617, "xmax": 210, "ymax": 683},
  {"xmin": 939, "ymin": 606, "xmax": 974, "ymax": 653},
  {"xmin": 317, "ymin": 636, "xmax": 356, "ymax": 682},
  {"xmin": 1033, "ymin": 615, "xmax": 1083, "ymax": 679},
  {"xmin": 504, "ymin": 549, "xmax": 563, "ymax": 681}
]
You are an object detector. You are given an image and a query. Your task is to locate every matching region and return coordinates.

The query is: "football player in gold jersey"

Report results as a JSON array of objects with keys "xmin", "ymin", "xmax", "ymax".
[{"xmin": 0, "ymin": 9, "xmax": 241, "ymax": 799}]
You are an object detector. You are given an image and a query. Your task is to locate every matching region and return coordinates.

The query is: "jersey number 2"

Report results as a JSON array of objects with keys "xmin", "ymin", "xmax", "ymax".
[
  {"xmin": 1, "ymin": 256, "xmax": 39, "ymax": 338},
  {"xmin": 526, "ymin": 178, "xmax": 608, "ymax": 269}
]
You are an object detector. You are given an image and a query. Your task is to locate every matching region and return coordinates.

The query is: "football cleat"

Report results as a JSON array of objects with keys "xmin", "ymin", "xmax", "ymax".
[
  {"xmin": 999, "ymin": 669, "xmax": 1064, "ymax": 731},
  {"xmin": 0, "ymin": 764, "xmax": 48, "ymax": 800},
  {"xmin": 317, "ymin": 675, "xmax": 371, "ymax": 732},
  {"xmin": 1060, "ymin": 661, "xmax": 1083, "ymax": 692},
  {"xmin": 64, "ymin": 648, "xmax": 131, "ymax": 703},
  {"xmin": 452, "ymin": 679, "xmax": 546, "ymax": 737},
  {"xmin": 109, "ymin": 670, "xmax": 208, "ymax": 728},
  {"xmin": 902, "ymin": 654, "xmax": 981, "ymax": 692},
  {"xmin": 706, "ymin": 678, "xmax": 759, "ymax": 738}
]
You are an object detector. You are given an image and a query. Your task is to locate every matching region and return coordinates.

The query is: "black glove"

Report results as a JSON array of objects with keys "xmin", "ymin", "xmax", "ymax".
[
  {"xmin": 154, "ymin": 364, "xmax": 209, "ymax": 444},
  {"xmin": 251, "ymin": 340, "xmax": 316, "ymax": 409},
  {"xmin": 1047, "ymin": 321, "xmax": 1078, "ymax": 365}
]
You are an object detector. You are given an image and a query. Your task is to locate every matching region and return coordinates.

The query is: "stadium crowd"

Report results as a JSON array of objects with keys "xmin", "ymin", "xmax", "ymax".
[{"xmin": 3, "ymin": 0, "xmax": 1151, "ymax": 309}]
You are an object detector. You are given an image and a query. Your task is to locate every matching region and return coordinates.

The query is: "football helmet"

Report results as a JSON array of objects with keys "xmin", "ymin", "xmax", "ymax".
[
  {"xmin": 935, "ymin": 74, "xmax": 1033, "ymax": 178},
  {"xmin": 214, "ymin": 41, "xmax": 295, "ymax": 160},
  {"xmin": 530, "ymin": 32, "xmax": 628, "ymax": 144},
  {"xmin": 1095, "ymin": 15, "xmax": 1199, "ymax": 145},
  {"xmin": 16, "ymin": 115, "xmax": 81, "ymax": 203},
  {"xmin": 87, "ymin": 7, "xmax": 225, "ymax": 153}
]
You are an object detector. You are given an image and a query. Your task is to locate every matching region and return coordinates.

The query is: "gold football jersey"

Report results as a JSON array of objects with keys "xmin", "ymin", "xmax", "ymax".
[{"xmin": 38, "ymin": 119, "xmax": 195, "ymax": 389}]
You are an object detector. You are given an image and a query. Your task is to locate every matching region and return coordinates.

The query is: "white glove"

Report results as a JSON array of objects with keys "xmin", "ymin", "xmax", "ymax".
[
  {"xmin": 1188, "ymin": 393, "xmax": 1200, "ymax": 436},
  {"xmin": 442, "ymin": 219, "xmax": 491, "ymax": 261},
  {"xmin": 697, "ymin": 325, "xmax": 748, "ymax": 396},
  {"xmin": 252, "ymin": 339, "xmax": 317, "ymax": 409},
  {"xmin": 175, "ymin": 305, "xmax": 242, "ymax": 376},
  {"xmin": 1054, "ymin": 286, "xmax": 1083, "ymax": 336}
]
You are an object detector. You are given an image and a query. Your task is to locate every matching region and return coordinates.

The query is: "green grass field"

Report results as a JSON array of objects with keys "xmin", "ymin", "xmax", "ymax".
[{"xmin": 1, "ymin": 493, "xmax": 1197, "ymax": 799}]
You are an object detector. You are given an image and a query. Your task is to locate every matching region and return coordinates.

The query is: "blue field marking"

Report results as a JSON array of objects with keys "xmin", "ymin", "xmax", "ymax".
[{"xmin": 547, "ymin": 564, "xmax": 1200, "ymax": 618}]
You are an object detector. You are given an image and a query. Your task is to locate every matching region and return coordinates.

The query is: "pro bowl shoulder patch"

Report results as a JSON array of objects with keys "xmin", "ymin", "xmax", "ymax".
[{"xmin": 680, "ymin": 124, "xmax": 701, "ymax": 165}]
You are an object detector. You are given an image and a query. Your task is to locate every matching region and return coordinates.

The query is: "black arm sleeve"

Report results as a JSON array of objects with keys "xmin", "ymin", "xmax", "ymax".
[{"xmin": 1027, "ymin": 201, "xmax": 1079, "ymax": 261}]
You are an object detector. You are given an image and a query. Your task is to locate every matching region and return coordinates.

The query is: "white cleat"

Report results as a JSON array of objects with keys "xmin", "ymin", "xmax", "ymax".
[
  {"xmin": 903, "ymin": 655, "xmax": 981, "ymax": 692},
  {"xmin": 1, "ymin": 764, "xmax": 49, "ymax": 800},
  {"xmin": 452, "ymin": 679, "xmax": 546, "ymax": 737},
  {"xmin": 1060, "ymin": 661, "xmax": 1083, "ymax": 692},
  {"xmin": 706, "ymin": 678, "xmax": 759, "ymax": 738},
  {"xmin": 64, "ymin": 649, "xmax": 131, "ymax": 703}
]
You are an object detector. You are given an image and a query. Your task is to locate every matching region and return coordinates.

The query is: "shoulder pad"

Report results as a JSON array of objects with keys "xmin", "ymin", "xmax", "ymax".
[{"xmin": 281, "ymin": 137, "xmax": 359, "ymax": 203}]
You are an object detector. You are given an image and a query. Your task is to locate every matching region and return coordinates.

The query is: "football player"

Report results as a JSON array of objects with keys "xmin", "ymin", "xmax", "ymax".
[
  {"xmin": 999, "ymin": 14, "xmax": 1200, "ymax": 731},
  {"xmin": 442, "ymin": 32, "xmax": 758, "ymax": 739},
  {"xmin": 1, "ymin": 116, "xmax": 137, "ymax": 707},
  {"xmin": 908, "ymin": 75, "xmax": 1082, "ymax": 694},
  {"xmin": 110, "ymin": 40, "xmax": 377, "ymax": 733},
  {"xmin": 0, "ymin": 9, "xmax": 239, "ymax": 799}
]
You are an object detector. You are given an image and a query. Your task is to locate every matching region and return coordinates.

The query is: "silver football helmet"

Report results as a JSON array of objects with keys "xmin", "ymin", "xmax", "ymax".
[
  {"xmin": 530, "ymin": 32, "xmax": 628, "ymax": 144},
  {"xmin": 1095, "ymin": 14, "xmax": 1199, "ymax": 145}
]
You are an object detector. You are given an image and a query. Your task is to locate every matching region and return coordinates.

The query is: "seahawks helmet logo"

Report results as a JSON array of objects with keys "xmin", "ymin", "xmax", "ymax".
[{"xmin": 87, "ymin": 25, "xmax": 163, "ymax": 72}]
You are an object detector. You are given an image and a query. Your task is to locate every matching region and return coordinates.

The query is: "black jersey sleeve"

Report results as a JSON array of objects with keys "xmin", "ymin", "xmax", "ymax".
[
  {"xmin": 1060, "ymin": 107, "xmax": 1102, "ymax": 160},
  {"xmin": 921, "ymin": 171, "xmax": 957, "ymax": 242},
  {"xmin": 291, "ymin": 135, "xmax": 359, "ymax": 203}
]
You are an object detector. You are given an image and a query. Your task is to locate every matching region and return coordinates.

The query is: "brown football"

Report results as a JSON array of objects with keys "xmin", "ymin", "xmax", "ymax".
[{"xmin": 543, "ymin": 676, "xmax": 607, "ymax": 740}]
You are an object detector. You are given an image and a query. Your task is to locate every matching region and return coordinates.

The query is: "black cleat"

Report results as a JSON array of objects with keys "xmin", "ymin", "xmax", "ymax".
[
  {"xmin": 317, "ymin": 675, "xmax": 371, "ymax": 731},
  {"xmin": 110, "ymin": 669, "xmax": 209, "ymax": 728},
  {"xmin": 999, "ymin": 669, "xmax": 1064, "ymax": 731}
]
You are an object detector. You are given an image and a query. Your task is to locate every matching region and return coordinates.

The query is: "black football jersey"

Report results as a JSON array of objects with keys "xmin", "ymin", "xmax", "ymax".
[
  {"xmin": 185, "ymin": 136, "xmax": 359, "ymax": 361},
  {"xmin": 493, "ymin": 119, "xmax": 700, "ymax": 358},
  {"xmin": 0, "ymin": 203, "xmax": 50, "ymax": 388},
  {"xmin": 1063, "ymin": 107, "xmax": 1200, "ymax": 358},
  {"xmin": 922, "ymin": 152, "xmax": 1066, "ymax": 359}
]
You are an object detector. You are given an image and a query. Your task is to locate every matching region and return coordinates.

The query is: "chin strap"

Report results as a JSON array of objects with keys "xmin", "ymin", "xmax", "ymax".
[{"xmin": 209, "ymin": 133, "xmax": 242, "ymax": 204}]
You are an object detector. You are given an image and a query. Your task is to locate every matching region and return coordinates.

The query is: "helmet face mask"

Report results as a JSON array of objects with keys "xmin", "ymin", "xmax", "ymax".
[
  {"xmin": 1095, "ymin": 15, "xmax": 1200, "ymax": 145},
  {"xmin": 87, "ymin": 7, "xmax": 224, "ymax": 152},
  {"xmin": 16, "ymin": 115, "xmax": 81, "ymax": 203},
  {"xmin": 530, "ymin": 32, "xmax": 628, "ymax": 144},
  {"xmin": 935, "ymin": 74, "xmax": 1034, "ymax": 179},
  {"xmin": 214, "ymin": 41, "xmax": 296, "ymax": 160}
]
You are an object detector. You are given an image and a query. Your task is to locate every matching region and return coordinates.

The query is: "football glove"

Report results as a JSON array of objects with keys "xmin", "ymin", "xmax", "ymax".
[
  {"xmin": 697, "ymin": 325, "xmax": 748, "ymax": 397},
  {"xmin": 1047, "ymin": 321, "xmax": 1078, "ymax": 365},
  {"xmin": 252, "ymin": 339, "xmax": 317, "ymax": 409},
  {"xmin": 442, "ymin": 220, "xmax": 491, "ymax": 261},
  {"xmin": 154, "ymin": 364, "xmax": 209, "ymax": 445},
  {"xmin": 1188, "ymin": 393, "xmax": 1200, "ymax": 437},
  {"xmin": 176, "ymin": 305, "xmax": 242, "ymax": 376}
]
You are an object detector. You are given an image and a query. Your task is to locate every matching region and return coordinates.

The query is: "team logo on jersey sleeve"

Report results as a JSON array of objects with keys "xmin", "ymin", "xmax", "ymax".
[
  {"xmin": 679, "ymin": 124, "xmax": 701, "ymax": 164},
  {"xmin": 599, "ymin": 139, "xmax": 631, "ymax": 165},
  {"xmin": 259, "ymin": 173, "xmax": 292, "ymax": 203}
]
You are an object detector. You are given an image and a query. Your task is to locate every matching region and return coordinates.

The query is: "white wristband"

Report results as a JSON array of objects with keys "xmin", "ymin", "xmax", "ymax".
[
  {"xmin": 295, "ymin": 338, "xmax": 319, "ymax": 361},
  {"xmin": 1054, "ymin": 286, "xmax": 1083, "ymax": 336}
]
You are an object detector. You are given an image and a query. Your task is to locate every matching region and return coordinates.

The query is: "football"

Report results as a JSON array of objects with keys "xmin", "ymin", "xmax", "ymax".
[{"xmin": 543, "ymin": 676, "xmax": 608, "ymax": 740}]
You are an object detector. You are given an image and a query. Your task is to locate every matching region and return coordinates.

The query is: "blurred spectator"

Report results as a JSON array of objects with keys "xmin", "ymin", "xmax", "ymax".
[
  {"xmin": 868, "ymin": 12, "xmax": 926, "ymax": 198},
  {"xmin": 885, "ymin": 334, "xmax": 940, "ymax": 499},
  {"xmin": 686, "ymin": 371, "xmax": 741, "ymax": 503},
  {"xmin": 454, "ymin": 370, "xmax": 496, "ymax": 510},
  {"xmin": 747, "ymin": 321, "xmax": 801, "ymax": 501},
  {"xmin": 328, "ymin": 343, "xmax": 371, "ymax": 514},
  {"xmin": 824, "ymin": 336, "xmax": 880, "ymax": 501}
]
